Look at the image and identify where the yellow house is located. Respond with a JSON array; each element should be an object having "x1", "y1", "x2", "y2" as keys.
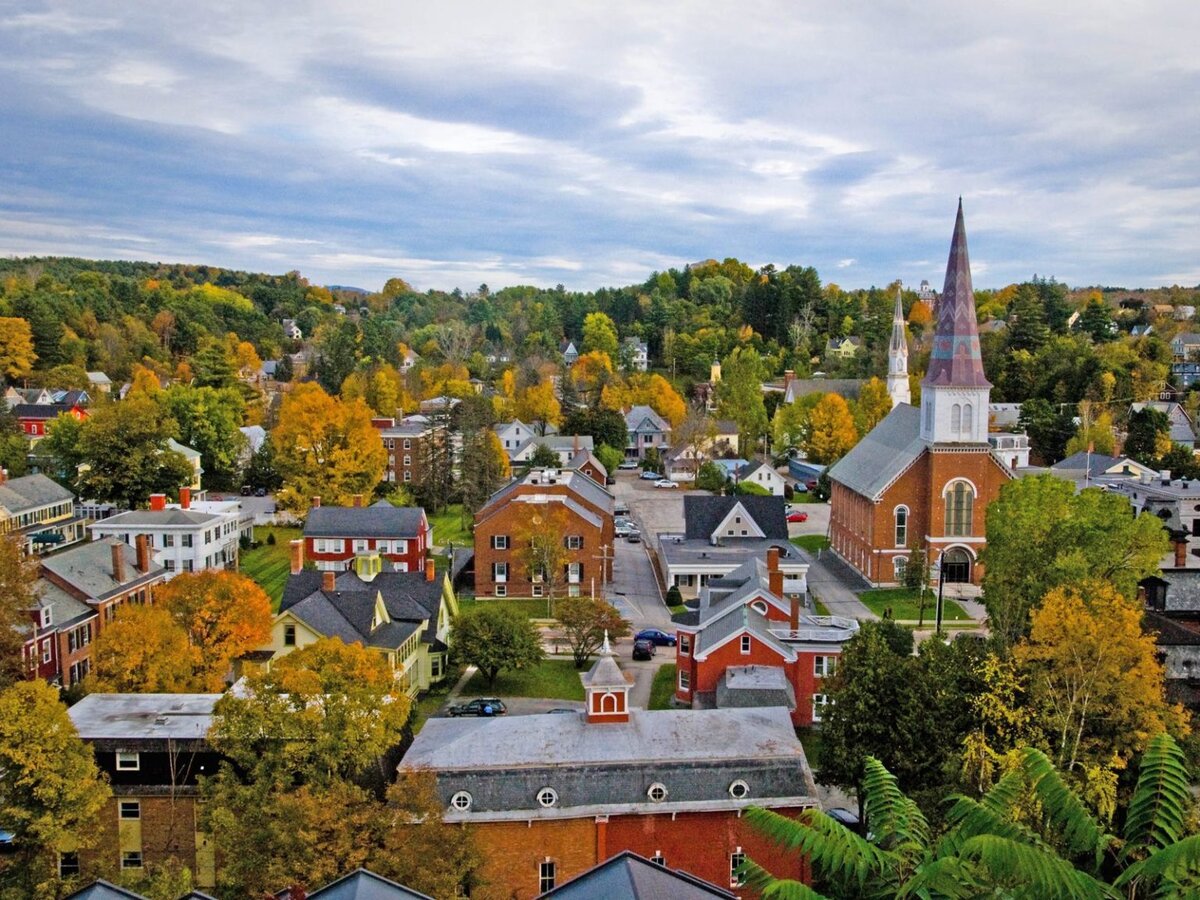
[
  {"x1": 824, "y1": 336, "x2": 863, "y2": 359},
  {"x1": 265, "y1": 561, "x2": 458, "y2": 697}
]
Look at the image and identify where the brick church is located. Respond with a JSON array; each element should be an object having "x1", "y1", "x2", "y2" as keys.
[{"x1": 828, "y1": 201, "x2": 1013, "y2": 586}]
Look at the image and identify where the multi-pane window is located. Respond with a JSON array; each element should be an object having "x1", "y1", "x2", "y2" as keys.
[
  {"x1": 122, "y1": 851, "x2": 142, "y2": 869},
  {"x1": 678, "y1": 668, "x2": 690, "y2": 691},
  {"x1": 59, "y1": 852, "x2": 80, "y2": 877},
  {"x1": 539, "y1": 861, "x2": 556, "y2": 893},
  {"x1": 284, "y1": 624, "x2": 296, "y2": 647},
  {"x1": 894, "y1": 506, "x2": 908, "y2": 547},
  {"x1": 565, "y1": 535, "x2": 583, "y2": 550},
  {"x1": 740, "y1": 635, "x2": 751, "y2": 654},
  {"x1": 120, "y1": 800, "x2": 140, "y2": 819},
  {"x1": 492, "y1": 535, "x2": 508, "y2": 550},
  {"x1": 679, "y1": 634, "x2": 691, "y2": 655},
  {"x1": 814, "y1": 656, "x2": 837, "y2": 678},
  {"x1": 812, "y1": 694, "x2": 831, "y2": 722},
  {"x1": 945, "y1": 481, "x2": 974, "y2": 536},
  {"x1": 651, "y1": 853, "x2": 665, "y2": 866},
  {"x1": 493, "y1": 562, "x2": 508, "y2": 582},
  {"x1": 116, "y1": 751, "x2": 140, "y2": 771},
  {"x1": 730, "y1": 850, "x2": 746, "y2": 887}
]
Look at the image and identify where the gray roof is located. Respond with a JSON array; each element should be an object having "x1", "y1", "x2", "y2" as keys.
[
  {"x1": 40, "y1": 538, "x2": 165, "y2": 599},
  {"x1": 37, "y1": 580, "x2": 95, "y2": 629},
  {"x1": 281, "y1": 569, "x2": 444, "y2": 647},
  {"x1": 658, "y1": 537, "x2": 800, "y2": 571},
  {"x1": 305, "y1": 869, "x2": 433, "y2": 900},
  {"x1": 304, "y1": 505, "x2": 427, "y2": 539},
  {"x1": 0, "y1": 473, "x2": 74, "y2": 514},
  {"x1": 1156, "y1": 569, "x2": 1200, "y2": 614},
  {"x1": 166, "y1": 437, "x2": 201, "y2": 461},
  {"x1": 784, "y1": 378, "x2": 864, "y2": 403},
  {"x1": 68, "y1": 693, "x2": 219, "y2": 741},
  {"x1": 1145, "y1": 610, "x2": 1200, "y2": 647},
  {"x1": 90, "y1": 508, "x2": 221, "y2": 529},
  {"x1": 542, "y1": 851, "x2": 735, "y2": 899},
  {"x1": 65, "y1": 882, "x2": 147, "y2": 900},
  {"x1": 683, "y1": 495, "x2": 787, "y2": 541},
  {"x1": 12, "y1": 402, "x2": 78, "y2": 419},
  {"x1": 625, "y1": 405, "x2": 669, "y2": 433},
  {"x1": 479, "y1": 468, "x2": 613, "y2": 522},
  {"x1": 581, "y1": 652, "x2": 628, "y2": 689},
  {"x1": 827, "y1": 403, "x2": 925, "y2": 500}
]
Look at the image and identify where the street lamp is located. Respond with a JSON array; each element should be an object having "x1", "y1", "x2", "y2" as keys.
[{"x1": 934, "y1": 553, "x2": 946, "y2": 638}]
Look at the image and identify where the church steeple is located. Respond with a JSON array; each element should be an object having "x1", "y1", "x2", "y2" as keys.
[
  {"x1": 887, "y1": 287, "x2": 910, "y2": 408},
  {"x1": 919, "y1": 200, "x2": 991, "y2": 444}
]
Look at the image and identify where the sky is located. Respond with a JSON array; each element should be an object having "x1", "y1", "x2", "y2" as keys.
[{"x1": 0, "y1": 2, "x2": 1197, "y2": 294}]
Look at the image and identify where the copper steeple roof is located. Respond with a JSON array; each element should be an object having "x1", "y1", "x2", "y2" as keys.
[{"x1": 922, "y1": 199, "x2": 991, "y2": 389}]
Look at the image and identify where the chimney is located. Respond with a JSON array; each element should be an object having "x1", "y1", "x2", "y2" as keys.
[
  {"x1": 353, "y1": 494, "x2": 363, "y2": 508},
  {"x1": 311, "y1": 496, "x2": 321, "y2": 509},
  {"x1": 149, "y1": 494, "x2": 167, "y2": 511},
  {"x1": 0, "y1": 467, "x2": 6, "y2": 484},
  {"x1": 789, "y1": 595, "x2": 800, "y2": 630},
  {"x1": 290, "y1": 539, "x2": 304, "y2": 575},
  {"x1": 1175, "y1": 536, "x2": 1188, "y2": 568},
  {"x1": 425, "y1": 558, "x2": 436, "y2": 582},
  {"x1": 1161, "y1": 470, "x2": 1172, "y2": 486},
  {"x1": 573, "y1": 434, "x2": 580, "y2": 453},
  {"x1": 179, "y1": 487, "x2": 191, "y2": 510},
  {"x1": 111, "y1": 542, "x2": 125, "y2": 583},
  {"x1": 769, "y1": 567, "x2": 784, "y2": 598},
  {"x1": 784, "y1": 369, "x2": 795, "y2": 389},
  {"x1": 322, "y1": 570, "x2": 336, "y2": 592},
  {"x1": 135, "y1": 534, "x2": 151, "y2": 573}
]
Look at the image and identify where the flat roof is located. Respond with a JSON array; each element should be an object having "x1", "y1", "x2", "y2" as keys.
[{"x1": 68, "y1": 693, "x2": 220, "y2": 741}]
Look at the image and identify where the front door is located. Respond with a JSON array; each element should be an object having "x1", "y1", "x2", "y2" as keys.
[{"x1": 942, "y1": 547, "x2": 971, "y2": 583}]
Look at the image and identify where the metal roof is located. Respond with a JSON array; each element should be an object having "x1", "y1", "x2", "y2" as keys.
[
  {"x1": 541, "y1": 851, "x2": 735, "y2": 899},
  {"x1": 68, "y1": 693, "x2": 220, "y2": 741},
  {"x1": 826, "y1": 403, "x2": 925, "y2": 500}
]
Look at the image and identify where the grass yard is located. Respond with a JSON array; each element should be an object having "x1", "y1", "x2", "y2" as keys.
[
  {"x1": 649, "y1": 664, "x2": 677, "y2": 710},
  {"x1": 427, "y1": 504, "x2": 472, "y2": 550},
  {"x1": 788, "y1": 491, "x2": 825, "y2": 504},
  {"x1": 812, "y1": 597, "x2": 832, "y2": 616},
  {"x1": 796, "y1": 727, "x2": 824, "y2": 772},
  {"x1": 791, "y1": 534, "x2": 831, "y2": 553},
  {"x1": 240, "y1": 526, "x2": 302, "y2": 611},
  {"x1": 462, "y1": 658, "x2": 585, "y2": 701},
  {"x1": 859, "y1": 588, "x2": 970, "y2": 622},
  {"x1": 457, "y1": 597, "x2": 558, "y2": 620}
]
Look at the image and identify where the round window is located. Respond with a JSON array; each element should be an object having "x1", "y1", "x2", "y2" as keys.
[
  {"x1": 537, "y1": 787, "x2": 558, "y2": 808},
  {"x1": 450, "y1": 791, "x2": 472, "y2": 811},
  {"x1": 729, "y1": 780, "x2": 750, "y2": 799},
  {"x1": 647, "y1": 783, "x2": 668, "y2": 802}
]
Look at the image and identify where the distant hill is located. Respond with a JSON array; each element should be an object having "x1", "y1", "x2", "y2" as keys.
[{"x1": 326, "y1": 284, "x2": 370, "y2": 296}]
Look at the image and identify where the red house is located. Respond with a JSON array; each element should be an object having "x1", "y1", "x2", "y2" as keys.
[
  {"x1": 13, "y1": 403, "x2": 88, "y2": 440},
  {"x1": 674, "y1": 548, "x2": 859, "y2": 726},
  {"x1": 303, "y1": 497, "x2": 431, "y2": 574}
]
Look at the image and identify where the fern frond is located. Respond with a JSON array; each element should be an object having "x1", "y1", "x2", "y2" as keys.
[
  {"x1": 744, "y1": 805, "x2": 892, "y2": 892},
  {"x1": 1019, "y1": 747, "x2": 1114, "y2": 863},
  {"x1": 861, "y1": 756, "x2": 930, "y2": 853},
  {"x1": 958, "y1": 834, "x2": 1120, "y2": 900},
  {"x1": 1122, "y1": 732, "x2": 1192, "y2": 859},
  {"x1": 895, "y1": 855, "x2": 985, "y2": 899},
  {"x1": 939, "y1": 789, "x2": 1046, "y2": 858},
  {"x1": 1114, "y1": 834, "x2": 1200, "y2": 891},
  {"x1": 739, "y1": 857, "x2": 830, "y2": 900}
]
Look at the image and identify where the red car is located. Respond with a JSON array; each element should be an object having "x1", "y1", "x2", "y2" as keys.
[{"x1": 786, "y1": 510, "x2": 809, "y2": 523}]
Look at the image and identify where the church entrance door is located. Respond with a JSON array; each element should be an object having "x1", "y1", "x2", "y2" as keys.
[{"x1": 942, "y1": 547, "x2": 971, "y2": 583}]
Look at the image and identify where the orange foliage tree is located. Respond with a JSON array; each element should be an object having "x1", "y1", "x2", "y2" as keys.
[
  {"x1": 600, "y1": 373, "x2": 688, "y2": 429},
  {"x1": 90, "y1": 604, "x2": 198, "y2": 692},
  {"x1": 802, "y1": 393, "x2": 859, "y2": 464}
]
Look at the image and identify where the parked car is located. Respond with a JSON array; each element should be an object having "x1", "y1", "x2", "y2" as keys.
[
  {"x1": 255, "y1": 487, "x2": 267, "y2": 497},
  {"x1": 626, "y1": 529, "x2": 642, "y2": 543},
  {"x1": 618, "y1": 460, "x2": 639, "y2": 470},
  {"x1": 0, "y1": 829, "x2": 13, "y2": 852},
  {"x1": 632, "y1": 639, "x2": 656, "y2": 661},
  {"x1": 654, "y1": 479, "x2": 678, "y2": 489},
  {"x1": 615, "y1": 518, "x2": 633, "y2": 537},
  {"x1": 825, "y1": 808, "x2": 860, "y2": 829},
  {"x1": 614, "y1": 502, "x2": 631, "y2": 517},
  {"x1": 240, "y1": 485, "x2": 252, "y2": 496},
  {"x1": 635, "y1": 628, "x2": 676, "y2": 647},
  {"x1": 805, "y1": 478, "x2": 819, "y2": 492},
  {"x1": 787, "y1": 510, "x2": 809, "y2": 522},
  {"x1": 640, "y1": 470, "x2": 661, "y2": 480},
  {"x1": 793, "y1": 481, "x2": 809, "y2": 493},
  {"x1": 448, "y1": 697, "x2": 507, "y2": 717}
]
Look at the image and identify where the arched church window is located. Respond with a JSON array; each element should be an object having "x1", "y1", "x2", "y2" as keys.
[
  {"x1": 944, "y1": 481, "x2": 974, "y2": 537},
  {"x1": 894, "y1": 506, "x2": 908, "y2": 547}
]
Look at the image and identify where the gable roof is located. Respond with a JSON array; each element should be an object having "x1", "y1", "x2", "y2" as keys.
[
  {"x1": 40, "y1": 538, "x2": 165, "y2": 599},
  {"x1": 540, "y1": 851, "x2": 735, "y2": 899},
  {"x1": 0, "y1": 473, "x2": 74, "y2": 514},
  {"x1": 65, "y1": 882, "x2": 147, "y2": 900},
  {"x1": 305, "y1": 869, "x2": 433, "y2": 900},
  {"x1": 783, "y1": 379, "x2": 864, "y2": 403},
  {"x1": 827, "y1": 404, "x2": 925, "y2": 501},
  {"x1": 280, "y1": 569, "x2": 445, "y2": 647},
  {"x1": 683, "y1": 495, "x2": 787, "y2": 541},
  {"x1": 625, "y1": 405, "x2": 669, "y2": 433},
  {"x1": 304, "y1": 505, "x2": 427, "y2": 539},
  {"x1": 12, "y1": 402, "x2": 80, "y2": 420}
]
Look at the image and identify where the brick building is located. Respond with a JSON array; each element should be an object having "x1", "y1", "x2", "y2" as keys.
[
  {"x1": 828, "y1": 202, "x2": 1013, "y2": 586},
  {"x1": 376, "y1": 418, "x2": 438, "y2": 486},
  {"x1": 401, "y1": 648, "x2": 816, "y2": 898},
  {"x1": 67, "y1": 693, "x2": 223, "y2": 889},
  {"x1": 303, "y1": 497, "x2": 431, "y2": 575},
  {"x1": 672, "y1": 548, "x2": 858, "y2": 726},
  {"x1": 474, "y1": 468, "x2": 614, "y2": 598}
]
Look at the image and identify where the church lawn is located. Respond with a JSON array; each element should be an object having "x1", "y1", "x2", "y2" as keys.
[
  {"x1": 858, "y1": 588, "x2": 970, "y2": 622},
  {"x1": 790, "y1": 535, "x2": 831, "y2": 553},
  {"x1": 241, "y1": 526, "x2": 302, "y2": 611},
  {"x1": 457, "y1": 597, "x2": 559, "y2": 620},
  {"x1": 462, "y1": 658, "x2": 586, "y2": 701},
  {"x1": 649, "y1": 664, "x2": 677, "y2": 710},
  {"x1": 427, "y1": 504, "x2": 471, "y2": 550}
]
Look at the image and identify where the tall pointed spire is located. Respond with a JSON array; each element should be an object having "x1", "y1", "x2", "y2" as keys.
[
  {"x1": 922, "y1": 198, "x2": 991, "y2": 389},
  {"x1": 887, "y1": 287, "x2": 911, "y2": 408}
]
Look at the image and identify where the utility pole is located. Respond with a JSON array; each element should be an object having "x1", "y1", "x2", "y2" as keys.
[{"x1": 592, "y1": 543, "x2": 615, "y2": 596}]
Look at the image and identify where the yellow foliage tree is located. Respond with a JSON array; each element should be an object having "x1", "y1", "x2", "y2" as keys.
[
  {"x1": 418, "y1": 362, "x2": 470, "y2": 400},
  {"x1": 802, "y1": 393, "x2": 859, "y2": 464},
  {"x1": 271, "y1": 382, "x2": 387, "y2": 512},
  {"x1": 1015, "y1": 580, "x2": 1188, "y2": 775},
  {"x1": 600, "y1": 373, "x2": 688, "y2": 429},
  {"x1": 570, "y1": 351, "x2": 614, "y2": 398},
  {"x1": 234, "y1": 340, "x2": 262, "y2": 374},
  {"x1": 0, "y1": 317, "x2": 37, "y2": 381},
  {"x1": 513, "y1": 381, "x2": 561, "y2": 433},
  {"x1": 854, "y1": 377, "x2": 893, "y2": 436},
  {"x1": 90, "y1": 604, "x2": 198, "y2": 692},
  {"x1": 127, "y1": 363, "x2": 163, "y2": 397},
  {"x1": 907, "y1": 300, "x2": 933, "y2": 329}
]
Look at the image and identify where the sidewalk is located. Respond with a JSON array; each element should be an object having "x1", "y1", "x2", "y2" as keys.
[{"x1": 805, "y1": 550, "x2": 877, "y2": 621}]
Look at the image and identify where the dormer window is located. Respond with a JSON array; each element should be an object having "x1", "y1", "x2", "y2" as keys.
[{"x1": 40, "y1": 607, "x2": 51, "y2": 628}]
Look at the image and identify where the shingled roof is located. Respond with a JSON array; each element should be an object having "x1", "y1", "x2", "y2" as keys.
[
  {"x1": 682, "y1": 495, "x2": 787, "y2": 541},
  {"x1": 826, "y1": 404, "x2": 925, "y2": 501},
  {"x1": 0, "y1": 473, "x2": 74, "y2": 514},
  {"x1": 304, "y1": 503, "x2": 427, "y2": 539},
  {"x1": 541, "y1": 851, "x2": 735, "y2": 899},
  {"x1": 922, "y1": 199, "x2": 991, "y2": 390},
  {"x1": 280, "y1": 569, "x2": 445, "y2": 647}
]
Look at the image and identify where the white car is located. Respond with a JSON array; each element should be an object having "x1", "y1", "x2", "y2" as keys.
[
  {"x1": 618, "y1": 460, "x2": 639, "y2": 470},
  {"x1": 654, "y1": 479, "x2": 678, "y2": 489}
]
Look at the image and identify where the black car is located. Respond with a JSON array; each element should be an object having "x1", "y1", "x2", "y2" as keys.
[
  {"x1": 632, "y1": 639, "x2": 656, "y2": 661},
  {"x1": 635, "y1": 628, "x2": 676, "y2": 647},
  {"x1": 447, "y1": 697, "x2": 507, "y2": 717},
  {"x1": 255, "y1": 487, "x2": 267, "y2": 497}
]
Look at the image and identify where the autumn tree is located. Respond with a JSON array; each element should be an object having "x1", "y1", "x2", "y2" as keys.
[
  {"x1": 451, "y1": 606, "x2": 544, "y2": 689},
  {"x1": 601, "y1": 373, "x2": 688, "y2": 430},
  {"x1": 518, "y1": 505, "x2": 573, "y2": 610},
  {"x1": 803, "y1": 393, "x2": 859, "y2": 464},
  {"x1": 90, "y1": 604, "x2": 198, "y2": 693},
  {"x1": 0, "y1": 534, "x2": 38, "y2": 690},
  {"x1": 513, "y1": 381, "x2": 561, "y2": 434},
  {"x1": 1064, "y1": 404, "x2": 1117, "y2": 458},
  {"x1": 715, "y1": 347, "x2": 769, "y2": 451},
  {"x1": 580, "y1": 311, "x2": 619, "y2": 358},
  {"x1": 0, "y1": 317, "x2": 37, "y2": 381},
  {"x1": 855, "y1": 377, "x2": 893, "y2": 435},
  {"x1": 0, "y1": 681, "x2": 110, "y2": 897},
  {"x1": 158, "y1": 571, "x2": 273, "y2": 690},
  {"x1": 557, "y1": 596, "x2": 631, "y2": 668},
  {"x1": 981, "y1": 475, "x2": 1168, "y2": 646},
  {"x1": 570, "y1": 350, "x2": 615, "y2": 401},
  {"x1": 271, "y1": 382, "x2": 386, "y2": 512},
  {"x1": 771, "y1": 393, "x2": 821, "y2": 451}
]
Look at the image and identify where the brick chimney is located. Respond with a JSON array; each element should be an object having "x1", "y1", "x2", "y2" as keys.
[
  {"x1": 290, "y1": 539, "x2": 304, "y2": 575},
  {"x1": 111, "y1": 542, "x2": 125, "y2": 583},
  {"x1": 0, "y1": 467, "x2": 7, "y2": 484},
  {"x1": 1175, "y1": 535, "x2": 1188, "y2": 568},
  {"x1": 149, "y1": 494, "x2": 167, "y2": 511},
  {"x1": 784, "y1": 369, "x2": 795, "y2": 390},
  {"x1": 311, "y1": 496, "x2": 321, "y2": 509},
  {"x1": 352, "y1": 494, "x2": 363, "y2": 508},
  {"x1": 425, "y1": 558, "x2": 436, "y2": 582},
  {"x1": 179, "y1": 487, "x2": 191, "y2": 510},
  {"x1": 135, "y1": 534, "x2": 151, "y2": 573},
  {"x1": 322, "y1": 570, "x2": 336, "y2": 592},
  {"x1": 789, "y1": 595, "x2": 800, "y2": 630},
  {"x1": 767, "y1": 547, "x2": 783, "y2": 597}
]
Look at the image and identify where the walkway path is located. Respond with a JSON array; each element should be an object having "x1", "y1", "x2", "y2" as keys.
[{"x1": 805, "y1": 550, "x2": 878, "y2": 621}]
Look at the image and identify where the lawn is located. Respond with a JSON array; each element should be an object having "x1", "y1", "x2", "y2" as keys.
[
  {"x1": 240, "y1": 526, "x2": 302, "y2": 611},
  {"x1": 791, "y1": 534, "x2": 831, "y2": 553},
  {"x1": 788, "y1": 491, "x2": 825, "y2": 504},
  {"x1": 427, "y1": 504, "x2": 472, "y2": 550},
  {"x1": 858, "y1": 588, "x2": 970, "y2": 622},
  {"x1": 796, "y1": 727, "x2": 824, "y2": 772},
  {"x1": 462, "y1": 658, "x2": 585, "y2": 701},
  {"x1": 649, "y1": 664, "x2": 677, "y2": 710},
  {"x1": 812, "y1": 597, "x2": 831, "y2": 616},
  {"x1": 457, "y1": 597, "x2": 559, "y2": 620}
]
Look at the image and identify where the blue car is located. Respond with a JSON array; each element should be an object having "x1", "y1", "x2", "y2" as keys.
[
  {"x1": 635, "y1": 628, "x2": 676, "y2": 647},
  {"x1": 639, "y1": 470, "x2": 661, "y2": 480}
]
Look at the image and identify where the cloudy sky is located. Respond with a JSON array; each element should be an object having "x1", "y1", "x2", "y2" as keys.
[{"x1": 1, "y1": 1, "x2": 1197, "y2": 293}]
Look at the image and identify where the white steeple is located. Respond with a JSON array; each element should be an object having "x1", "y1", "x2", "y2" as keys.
[{"x1": 887, "y1": 288, "x2": 911, "y2": 408}]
